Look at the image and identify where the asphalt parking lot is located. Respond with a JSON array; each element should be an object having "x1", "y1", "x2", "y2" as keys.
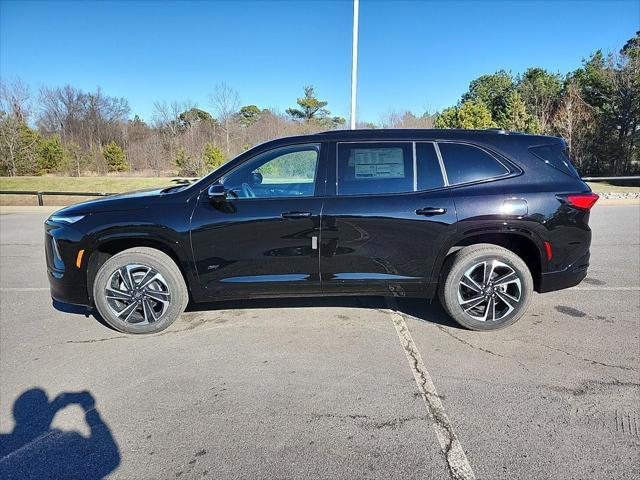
[{"x1": 1, "y1": 205, "x2": 639, "y2": 479}]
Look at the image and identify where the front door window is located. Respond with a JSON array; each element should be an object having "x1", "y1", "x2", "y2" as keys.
[{"x1": 222, "y1": 144, "x2": 320, "y2": 199}]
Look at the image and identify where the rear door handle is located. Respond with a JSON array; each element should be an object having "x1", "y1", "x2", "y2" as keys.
[
  {"x1": 281, "y1": 211, "x2": 312, "y2": 219},
  {"x1": 415, "y1": 207, "x2": 447, "y2": 216}
]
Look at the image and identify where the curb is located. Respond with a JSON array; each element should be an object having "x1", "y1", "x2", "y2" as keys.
[
  {"x1": 596, "y1": 198, "x2": 640, "y2": 206},
  {"x1": 0, "y1": 206, "x2": 60, "y2": 213}
]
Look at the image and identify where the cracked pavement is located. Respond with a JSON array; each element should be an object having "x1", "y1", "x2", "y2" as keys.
[{"x1": 1, "y1": 205, "x2": 639, "y2": 479}]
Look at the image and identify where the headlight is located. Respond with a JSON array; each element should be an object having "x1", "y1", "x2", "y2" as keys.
[{"x1": 49, "y1": 214, "x2": 86, "y2": 224}]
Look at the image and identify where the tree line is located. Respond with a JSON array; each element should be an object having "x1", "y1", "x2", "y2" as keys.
[
  {"x1": 1, "y1": 32, "x2": 637, "y2": 177},
  {"x1": 0, "y1": 82, "x2": 345, "y2": 177},
  {"x1": 435, "y1": 32, "x2": 639, "y2": 176}
]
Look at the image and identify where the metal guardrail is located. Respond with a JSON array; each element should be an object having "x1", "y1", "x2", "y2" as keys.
[
  {"x1": 0, "y1": 190, "x2": 115, "y2": 206},
  {"x1": 581, "y1": 176, "x2": 640, "y2": 181},
  {"x1": 1, "y1": 175, "x2": 639, "y2": 206}
]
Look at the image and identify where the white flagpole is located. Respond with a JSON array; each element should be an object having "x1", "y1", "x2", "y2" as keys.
[{"x1": 350, "y1": 0, "x2": 359, "y2": 130}]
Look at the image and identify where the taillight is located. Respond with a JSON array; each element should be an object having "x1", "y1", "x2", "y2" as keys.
[{"x1": 564, "y1": 193, "x2": 599, "y2": 210}]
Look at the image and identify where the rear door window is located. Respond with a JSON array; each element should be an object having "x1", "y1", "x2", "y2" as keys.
[
  {"x1": 337, "y1": 142, "x2": 413, "y2": 195},
  {"x1": 438, "y1": 143, "x2": 508, "y2": 185}
]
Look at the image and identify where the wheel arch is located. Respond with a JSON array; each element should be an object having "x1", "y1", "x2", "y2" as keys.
[
  {"x1": 433, "y1": 228, "x2": 545, "y2": 292},
  {"x1": 86, "y1": 233, "x2": 194, "y2": 304}
]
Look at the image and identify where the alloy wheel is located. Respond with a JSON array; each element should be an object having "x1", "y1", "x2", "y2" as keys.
[
  {"x1": 457, "y1": 259, "x2": 522, "y2": 322},
  {"x1": 104, "y1": 264, "x2": 171, "y2": 325}
]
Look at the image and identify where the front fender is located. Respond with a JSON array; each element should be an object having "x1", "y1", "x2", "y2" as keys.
[{"x1": 82, "y1": 210, "x2": 201, "y2": 304}]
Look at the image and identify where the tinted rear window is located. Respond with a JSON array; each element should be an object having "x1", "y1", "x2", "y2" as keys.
[
  {"x1": 438, "y1": 143, "x2": 508, "y2": 185},
  {"x1": 529, "y1": 144, "x2": 580, "y2": 177},
  {"x1": 416, "y1": 142, "x2": 445, "y2": 190}
]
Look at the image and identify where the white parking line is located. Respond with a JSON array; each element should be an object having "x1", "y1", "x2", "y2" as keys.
[
  {"x1": 570, "y1": 287, "x2": 640, "y2": 291},
  {"x1": 386, "y1": 298, "x2": 476, "y2": 480},
  {"x1": 0, "y1": 287, "x2": 50, "y2": 291}
]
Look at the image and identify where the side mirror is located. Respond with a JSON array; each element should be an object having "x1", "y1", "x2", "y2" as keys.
[{"x1": 207, "y1": 182, "x2": 226, "y2": 201}]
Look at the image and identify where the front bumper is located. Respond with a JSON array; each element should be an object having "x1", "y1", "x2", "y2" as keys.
[
  {"x1": 45, "y1": 222, "x2": 91, "y2": 307},
  {"x1": 48, "y1": 270, "x2": 90, "y2": 306},
  {"x1": 538, "y1": 250, "x2": 589, "y2": 293}
]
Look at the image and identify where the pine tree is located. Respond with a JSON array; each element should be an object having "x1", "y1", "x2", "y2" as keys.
[
  {"x1": 37, "y1": 134, "x2": 63, "y2": 173},
  {"x1": 435, "y1": 106, "x2": 460, "y2": 128},
  {"x1": 435, "y1": 101, "x2": 496, "y2": 129},
  {"x1": 202, "y1": 143, "x2": 225, "y2": 171},
  {"x1": 286, "y1": 86, "x2": 345, "y2": 128},
  {"x1": 504, "y1": 91, "x2": 532, "y2": 132},
  {"x1": 174, "y1": 147, "x2": 189, "y2": 174},
  {"x1": 103, "y1": 141, "x2": 128, "y2": 172},
  {"x1": 458, "y1": 100, "x2": 496, "y2": 129}
]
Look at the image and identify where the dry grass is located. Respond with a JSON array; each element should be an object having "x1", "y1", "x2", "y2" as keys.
[
  {"x1": 0, "y1": 176, "x2": 637, "y2": 206},
  {"x1": 0, "y1": 176, "x2": 194, "y2": 206},
  {"x1": 586, "y1": 181, "x2": 640, "y2": 193},
  {"x1": 0, "y1": 176, "x2": 192, "y2": 193}
]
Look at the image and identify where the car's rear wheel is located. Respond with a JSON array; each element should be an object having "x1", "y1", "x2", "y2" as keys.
[
  {"x1": 93, "y1": 247, "x2": 188, "y2": 334},
  {"x1": 438, "y1": 244, "x2": 533, "y2": 331}
]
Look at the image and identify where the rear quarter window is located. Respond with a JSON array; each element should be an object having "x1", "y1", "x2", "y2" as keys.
[
  {"x1": 529, "y1": 144, "x2": 580, "y2": 178},
  {"x1": 438, "y1": 143, "x2": 509, "y2": 185}
]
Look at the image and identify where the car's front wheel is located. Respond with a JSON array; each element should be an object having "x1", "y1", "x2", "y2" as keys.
[
  {"x1": 92, "y1": 247, "x2": 188, "y2": 334},
  {"x1": 438, "y1": 244, "x2": 533, "y2": 331}
]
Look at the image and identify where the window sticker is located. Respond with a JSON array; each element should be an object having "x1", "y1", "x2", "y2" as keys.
[{"x1": 349, "y1": 148, "x2": 405, "y2": 179}]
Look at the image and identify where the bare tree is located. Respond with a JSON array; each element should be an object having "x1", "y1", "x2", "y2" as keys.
[
  {"x1": 379, "y1": 109, "x2": 435, "y2": 129},
  {"x1": 209, "y1": 82, "x2": 240, "y2": 154},
  {"x1": 150, "y1": 100, "x2": 187, "y2": 174},
  {"x1": 0, "y1": 79, "x2": 32, "y2": 122},
  {"x1": 553, "y1": 82, "x2": 594, "y2": 172},
  {"x1": 606, "y1": 51, "x2": 639, "y2": 174},
  {"x1": 0, "y1": 80, "x2": 38, "y2": 176},
  {"x1": 37, "y1": 85, "x2": 129, "y2": 149}
]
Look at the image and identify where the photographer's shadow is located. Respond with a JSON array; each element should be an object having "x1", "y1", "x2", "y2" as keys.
[{"x1": 0, "y1": 388, "x2": 120, "y2": 479}]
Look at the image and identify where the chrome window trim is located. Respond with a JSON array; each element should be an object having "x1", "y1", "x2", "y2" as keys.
[
  {"x1": 430, "y1": 141, "x2": 450, "y2": 187},
  {"x1": 412, "y1": 142, "x2": 418, "y2": 191}
]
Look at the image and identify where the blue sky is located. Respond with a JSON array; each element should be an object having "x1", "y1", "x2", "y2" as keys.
[{"x1": 1, "y1": 0, "x2": 638, "y2": 123}]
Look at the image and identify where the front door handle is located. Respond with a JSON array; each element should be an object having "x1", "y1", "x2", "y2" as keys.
[
  {"x1": 415, "y1": 207, "x2": 447, "y2": 216},
  {"x1": 281, "y1": 211, "x2": 312, "y2": 219}
]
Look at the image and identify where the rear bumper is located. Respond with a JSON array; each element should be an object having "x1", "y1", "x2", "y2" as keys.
[{"x1": 538, "y1": 251, "x2": 589, "y2": 293}]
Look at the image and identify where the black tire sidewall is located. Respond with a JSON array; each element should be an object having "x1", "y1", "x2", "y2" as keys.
[
  {"x1": 440, "y1": 246, "x2": 533, "y2": 331},
  {"x1": 93, "y1": 248, "x2": 188, "y2": 334}
]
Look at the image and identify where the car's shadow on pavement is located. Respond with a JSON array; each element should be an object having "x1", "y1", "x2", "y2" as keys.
[
  {"x1": 52, "y1": 300, "x2": 114, "y2": 331},
  {"x1": 54, "y1": 296, "x2": 463, "y2": 331},
  {"x1": 187, "y1": 295, "x2": 463, "y2": 329}
]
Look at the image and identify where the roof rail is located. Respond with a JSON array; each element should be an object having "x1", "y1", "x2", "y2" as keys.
[{"x1": 485, "y1": 128, "x2": 508, "y2": 134}]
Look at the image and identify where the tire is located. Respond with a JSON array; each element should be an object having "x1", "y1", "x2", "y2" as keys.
[
  {"x1": 438, "y1": 243, "x2": 533, "y2": 331},
  {"x1": 92, "y1": 247, "x2": 188, "y2": 334}
]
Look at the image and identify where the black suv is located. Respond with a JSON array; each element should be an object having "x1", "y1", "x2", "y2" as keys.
[{"x1": 45, "y1": 129, "x2": 598, "y2": 334}]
